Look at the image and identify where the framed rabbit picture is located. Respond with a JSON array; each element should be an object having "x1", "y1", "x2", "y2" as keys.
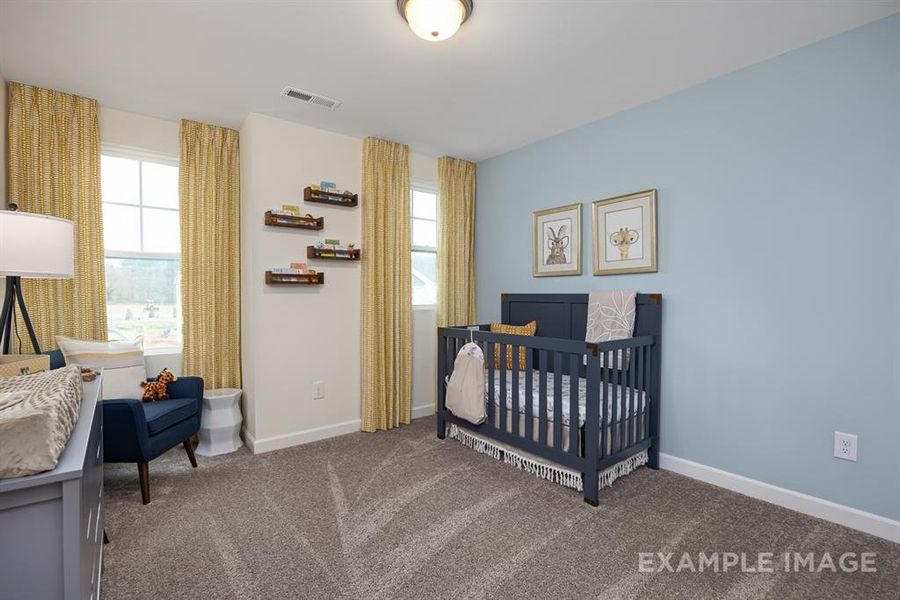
[
  {"x1": 592, "y1": 189, "x2": 657, "y2": 275},
  {"x1": 533, "y1": 203, "x2": 582, "y2": 277}
]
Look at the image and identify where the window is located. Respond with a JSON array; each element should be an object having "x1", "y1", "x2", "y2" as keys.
[
  {"x1": 101, "y1": 150, "x2": 181, "y2": 350},
  {"x1": 411, "y1": 187, "x2": 438, "y2": 306}
]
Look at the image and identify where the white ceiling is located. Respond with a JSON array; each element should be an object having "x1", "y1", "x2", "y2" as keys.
[{"x1": 1, "y1": 1, "x2": 898, "y2": 161}]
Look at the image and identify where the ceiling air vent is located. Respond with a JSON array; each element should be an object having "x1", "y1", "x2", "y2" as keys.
[{"x1": 280, "y1": 86, "x2": 342, "y2": 111}]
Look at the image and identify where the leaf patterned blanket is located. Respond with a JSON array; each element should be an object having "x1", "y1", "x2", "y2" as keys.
[
  {"x1": 0, "y1": 366, "x2": 83, "y2": 478},
  {"x1": 586, "y1": 290, "x2": 637, "y2": 368}
]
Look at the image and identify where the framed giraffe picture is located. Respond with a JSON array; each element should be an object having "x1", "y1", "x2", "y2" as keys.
[
  {"x1": 592, "y1": 189, "x2": 657, "y2": 276},
  {"x1": 532, "y1": 203, "x2": 582, "y2": 277}
]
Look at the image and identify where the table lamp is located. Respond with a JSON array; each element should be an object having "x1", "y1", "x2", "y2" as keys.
[{"x1": 0, "y1": 208, "x2": 75, "y2": 354}]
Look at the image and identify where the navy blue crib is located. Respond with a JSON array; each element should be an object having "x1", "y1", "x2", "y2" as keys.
[{"x1": 437, "y1": 293, "x2": 662, "y2": 505}]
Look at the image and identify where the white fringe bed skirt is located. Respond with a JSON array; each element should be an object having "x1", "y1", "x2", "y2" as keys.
[{"x1": 447, "y1": 423, "x2": 648, "y2": 492}]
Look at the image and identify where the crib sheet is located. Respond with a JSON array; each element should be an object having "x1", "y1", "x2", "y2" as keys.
[{"x1": 487, "y1": 369, "x2": 647, "y2": 427}]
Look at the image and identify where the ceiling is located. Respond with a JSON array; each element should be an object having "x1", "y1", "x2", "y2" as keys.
[{"x1": 1, "y1": 1, "x2": 898, "y2": 161}]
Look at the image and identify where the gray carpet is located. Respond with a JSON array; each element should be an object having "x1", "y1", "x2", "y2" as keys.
[{"x1": 101, "y1": 417, "x2": 898, "y2": 599}]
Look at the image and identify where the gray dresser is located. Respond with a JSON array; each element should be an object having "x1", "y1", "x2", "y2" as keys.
[{"x1": 0, "y1": 378, "x2": 104, "y2": 600}]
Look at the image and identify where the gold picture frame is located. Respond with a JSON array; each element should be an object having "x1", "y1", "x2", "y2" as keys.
[
  {"x1": 533, "y1": 203, "x2": 582, "y2": 277},
  {"x1": 592, "y1": 189, "x2": 657, "y2": 276}
]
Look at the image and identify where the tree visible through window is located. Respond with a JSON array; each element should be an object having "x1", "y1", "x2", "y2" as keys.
[
  {"x1": 411, "y1": 187, "x2": 437, "y2": 306},
  {"x1": 101, "y1": 151, "x2": 181, "y2": 349}
]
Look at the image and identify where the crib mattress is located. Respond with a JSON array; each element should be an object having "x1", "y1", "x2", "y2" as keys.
[
  {"x1": 0, "y1": 366, "x2": 83, "y2": 479},
  {"x1": 486, "y1": 369, "x2": 648, "y2": 427}
]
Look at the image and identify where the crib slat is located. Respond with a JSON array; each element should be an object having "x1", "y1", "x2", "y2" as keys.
[
  {"x1": 611, "y1": 350, "x2": 619, "y2": 453},
  {"x1": 553, "y1": 352, "x2": 563, "y2": 450},
  {"x1": 487, "y1": 342, "x2": 495, "y2": 428},
  {"x1": 600, "y1": 351, "x2": 609, "y2": 458},
  {"x1": 619, "y1": 350, "x2": 631, "y2": 449},
  {"x1": 569, "y1": 353, "x2": 579, "y2": 454},
  {"x1": 538, "y1": 350, "x2": 548, "y2": 446},
  {"x1": 635, "y1": 344, "x2": 640, "y2": 441},
  {"x1": 512, "y1": 345, "x2": 520, "y2": 438},
  {"x1": 629, "y1": 345, "x2": 637, "y2": 446},
  {"x1": 447, "y1": 336, "x2": 454, "y2": 379},
  {"x1": 525, "y1": 349, "x2": 534, "y2": 442},
  {"x1": 619, "y1": 349, "x2": 627, "y2": 451},
  {"x1": 437, "y1": 334, "x2": 447, "y2": 435},
  {"x1": 644, "y1": 344, "x2": 652, "y2": 440},
  {"x1": 618, "y1": 350, "x2": 628, "y2": 450},
  {"x1": 622, "y1": 350, "x2": 629, "y2": 449},
  {"x1": 635, "y1": 344, "x2": 644, "y2": 443},
  {"x1": 622, "y1": 349, "x2": 629, "y2": 450},
  {"x1": 499, "y1": 343, "x2": 508, "y2": 433},
  {"x1": 620, "y1": 349, "x2": 627, "y2": 450},
  {"x1": 642, "y1": 344, "x2": 649, "y2": 441}
]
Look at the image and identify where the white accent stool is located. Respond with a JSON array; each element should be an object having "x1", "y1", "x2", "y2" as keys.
[{"x1": 196, "y1": 388, "x2": 243, "y2": 456}]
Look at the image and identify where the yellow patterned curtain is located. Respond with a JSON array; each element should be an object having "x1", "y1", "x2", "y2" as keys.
[
  {"x1": 361, "y1": 137, "x2": 411, "y2": 432},
  {"x1": 7, "y1": 82, "x2": 107, "y2": 352},
  {"x1": 179, "y1": 119, "x2": 241, "y2": 388},
  {"x1": 436, "y1": 156, "x2": 476, "y2": 327}
]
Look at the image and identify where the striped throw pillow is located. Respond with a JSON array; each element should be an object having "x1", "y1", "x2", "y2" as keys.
[
  {"x1": 55, "y1": 336, "x2": 146, "y2": 400},
  {"x1": 489, "y1": 321, "x2": 537, "y2": 371}
]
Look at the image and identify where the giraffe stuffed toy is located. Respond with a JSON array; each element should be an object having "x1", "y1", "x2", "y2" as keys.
[{"x1": 141, "y1": 368, "x2": 178, "y2": 402}]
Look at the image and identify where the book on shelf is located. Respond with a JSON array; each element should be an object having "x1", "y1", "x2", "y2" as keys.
[{"x1": 270, "y1": 267, "x2": 304, "y2": 275}]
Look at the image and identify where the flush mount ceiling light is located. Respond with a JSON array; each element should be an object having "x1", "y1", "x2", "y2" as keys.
[{"x1": 397, "y1": 0, "x2": 474, "y2": 42}]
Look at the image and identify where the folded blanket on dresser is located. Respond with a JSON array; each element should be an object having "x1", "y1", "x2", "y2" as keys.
[{"x1": 0, "y1": 365, "x2": 83, "y2": 479}]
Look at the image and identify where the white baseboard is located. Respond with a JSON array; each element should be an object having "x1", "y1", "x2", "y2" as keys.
[
  {"x1": 242, "y1": 419, "x2": 361, "y2": 454},
  {"x1": 411, "y1": 403, "x2": 435, "y2": 419},
  {"x1": 242, "y1": 407, "x2": 435, "y2": 454},
  {"x1": 241, "y1": 428, "x2": 259, "y2": 453},
  {"x1": 659, "y1": 453, "x2": 900, "y2": 544}
]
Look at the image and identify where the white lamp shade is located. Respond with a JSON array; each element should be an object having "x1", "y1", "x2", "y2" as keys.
[{"x1": 0, "y1": 210, "x2": 75, "y2": 278}]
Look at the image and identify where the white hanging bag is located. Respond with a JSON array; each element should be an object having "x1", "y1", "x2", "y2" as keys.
[{"x1": 445, "y1": 341, "x2": 486, "y2": 425}]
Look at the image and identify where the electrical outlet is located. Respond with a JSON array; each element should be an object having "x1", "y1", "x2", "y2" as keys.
[
  {"x1": 313, "y1": 380, "x2": 325, "y2": 400},
  {"x1": 833, "y1": 432, "x2": 857, "y2": 462}
]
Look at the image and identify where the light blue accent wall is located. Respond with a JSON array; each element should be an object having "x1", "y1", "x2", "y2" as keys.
[{"x1": 475, "y1": 15, "x2": 900, "y2": 520}]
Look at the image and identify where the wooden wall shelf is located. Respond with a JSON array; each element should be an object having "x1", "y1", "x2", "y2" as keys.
[
  {"x1": 265, "y1": 271, "x2": 325, "y2": 285},
  {"x1": 304, "y1": 187, "x2": 358, "y2": 207},
  {"x1": 307, "y1": 246, "x2": 361, "y2": 261},
  {"x1": 264, "y1": 211, "x2": 324, "y2": 230}
]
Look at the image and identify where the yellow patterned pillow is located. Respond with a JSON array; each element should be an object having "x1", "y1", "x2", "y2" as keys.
[{"x1": 489, "y1": 321, "x2": 537, "y2": 371}]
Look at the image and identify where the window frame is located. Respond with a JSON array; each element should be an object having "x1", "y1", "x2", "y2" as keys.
[
  {"x1": 101, "y1": 144, "x2": 180, "y2": 260},
  {"x1": 411, "y1": 183, "x2": 438, "y2": 309},
  {"x1": 100, "y1": 144, "x2": 182, "y2": 350}
]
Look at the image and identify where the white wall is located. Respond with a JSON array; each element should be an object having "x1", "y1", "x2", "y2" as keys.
[
  {"x1": 99, "y1": 106, "x2": 179, "y2": 157},
  {"x1": 1, "y1": 70, "x2": 7, "y2": 207},
  {"x1": 240, "y1": 112, "x2": 437, "y2": 452},
  {"x1": 411, "y1": 307, "x2": 437, "y2": 416},
  {"x1": 410, "y1": 152, "x2": 437, "y2": 188},
  {"x1": 96, "y1": 107, "x2": 438, "y2": 448}
]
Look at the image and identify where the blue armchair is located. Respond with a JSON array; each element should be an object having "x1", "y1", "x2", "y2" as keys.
[{"x1": 48, "y1": 350, "x2": 204, "y2": 504}]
